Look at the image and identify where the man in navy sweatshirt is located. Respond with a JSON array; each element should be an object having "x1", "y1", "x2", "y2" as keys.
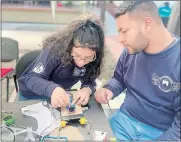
[{"x1": 95, "y1": 1, "x2": 180, "y2": 141}]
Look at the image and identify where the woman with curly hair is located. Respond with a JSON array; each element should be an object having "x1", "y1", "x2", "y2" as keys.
[{"x1": 18, "y1": 13, "x2": 105, "y2": 108}]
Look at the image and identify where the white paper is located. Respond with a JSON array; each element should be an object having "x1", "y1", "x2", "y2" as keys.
[
  {"x1": 94, "y1": 130, "x2": 107, "y2": 141},
  {"x1": 21, "y1": 101, "x2": 60, "y2": 136}
]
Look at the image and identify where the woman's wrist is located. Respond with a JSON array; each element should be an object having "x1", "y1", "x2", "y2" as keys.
[{"x1": 83, "y1": 87, "x2": 92, "y2": 95}]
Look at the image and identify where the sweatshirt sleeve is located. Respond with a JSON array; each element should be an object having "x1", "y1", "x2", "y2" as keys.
[
  {"x1": 20, "y1": 47, "x2": 60, "y2": 98},
  {"x1": 81, "y1": 78, "x2": 96, "y2": 95},
  {"x1": 103, "y1": 49, "x2": 127, "y2": 98}
]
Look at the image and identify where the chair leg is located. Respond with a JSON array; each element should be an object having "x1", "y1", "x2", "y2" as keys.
[
  {"x1": 7, "y1": 77, "x2": 9, "y2": 102},
  {"x1": 13, "y1": 75, "x2": 18, "y2": 92}
]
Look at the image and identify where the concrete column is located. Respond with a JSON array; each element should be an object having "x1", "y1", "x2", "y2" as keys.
[{"x1": 167, "y1": 1, "x2": 180, "y2": 36}]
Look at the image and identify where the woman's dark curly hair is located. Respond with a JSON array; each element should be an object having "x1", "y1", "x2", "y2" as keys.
[{"x1": 42, "y1": 13, "x2": 105, "y2": 82}]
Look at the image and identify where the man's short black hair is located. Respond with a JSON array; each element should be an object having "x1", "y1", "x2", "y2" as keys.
[
  {"x1": 115, "y1": 0, "x2": 159, "y2": 19},
  {"x1": 164, "y1": 2, "x2": 170, "y2": 7}
]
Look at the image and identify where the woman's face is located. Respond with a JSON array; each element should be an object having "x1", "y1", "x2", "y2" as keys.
[{"x1": 71, "y1": 44, "x2": 96, "y2": 67}]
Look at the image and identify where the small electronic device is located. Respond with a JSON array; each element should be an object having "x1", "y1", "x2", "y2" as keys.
[
  {"x1": 2, "y1": 114, "x2": 15, "y2": 126},
  {"x1": 66, "y1": 105, "x2": 75, "y2": 112},
  {"x1": 66, "y1": 94, "x2": 76, "y2": 112}
]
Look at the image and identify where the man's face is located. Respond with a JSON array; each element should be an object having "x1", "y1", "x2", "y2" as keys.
[{"x1": 116, "y1": 13, "x2": 149, "y2": 55}]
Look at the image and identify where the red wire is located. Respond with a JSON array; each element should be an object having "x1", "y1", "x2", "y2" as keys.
[
  {"x1": 39, "y1": 123, "x2": 53, "y2": 140},
  {"x1": 39, "y1": 117, "x2": 60, "y2": 140}
]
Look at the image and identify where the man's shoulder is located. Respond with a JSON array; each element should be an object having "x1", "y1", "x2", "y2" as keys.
[
  {"x1": 117, "y1": 49, "x2": 129, "y2": 62},
  {"x1": 174, "y1": 35, "x2": 180, "y2": 53},
  {"x1": 120, "y1": 48, "x2": 129, "y2": 57}
]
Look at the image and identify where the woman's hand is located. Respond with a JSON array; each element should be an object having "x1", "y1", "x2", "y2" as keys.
[
  {"x1": 51, "y1": 87, "x2": 70, "y2": 108},
  {"x1": 72, "y1": 87, "x2": 91, "y2": 105}
]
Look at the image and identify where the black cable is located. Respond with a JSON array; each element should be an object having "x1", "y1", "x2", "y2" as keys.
[
  {"x1": 65, "y1": 89, "x2": 77, "y2": 91},
  {"x1": 1, "y1": 126, "x2": 15, "y2": 141}
]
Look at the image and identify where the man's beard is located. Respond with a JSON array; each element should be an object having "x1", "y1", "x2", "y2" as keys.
[{"x1": 129, "y1": 31, "x2": 148, "y2": 55}]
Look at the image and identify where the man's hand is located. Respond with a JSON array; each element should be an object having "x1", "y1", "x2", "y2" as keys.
[
  {"x1": 72, "y1": 88, "x2": 91, "y2": 105},
  {"x1": 95, "y1": 88, "x2": 113, "y2": 104},
  {"x1": 51, "y1": 87, "x2": 70, "y2": 108}
]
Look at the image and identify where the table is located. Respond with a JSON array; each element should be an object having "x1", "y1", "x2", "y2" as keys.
[{"x1": 2, "y1": 95, "x2": 114, "y2": 141}]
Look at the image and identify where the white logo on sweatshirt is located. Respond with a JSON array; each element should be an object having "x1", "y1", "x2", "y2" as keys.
[
  {"x1": 151, "y1": 73, "x2": 180, "y2": 92},
  {"x1": 33, "y1": 62, "x2": 44, "y2": 74},
  {"x1": 73, "y1": 67, "x2": 86, "y2": 77}
]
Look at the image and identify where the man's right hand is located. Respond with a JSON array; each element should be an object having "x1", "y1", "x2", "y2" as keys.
[
  {"x1": 51, "y1": 87, "x2": 70, "y2": 108},
  {"x1": 95, "y1": 88, "x2": 113, "y2": 104}
]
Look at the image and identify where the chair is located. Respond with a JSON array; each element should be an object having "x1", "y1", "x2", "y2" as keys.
[
  {"x1": 16, "y1": 50, "x2": 41, "y2": 84},
  {"x1": 15, "y1": 50, "x2": 41, "y2": 101},
  {"x1": 1, "y1": 37, "x2": 19, "y2": 102}
]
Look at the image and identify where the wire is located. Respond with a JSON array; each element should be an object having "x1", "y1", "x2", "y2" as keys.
[
  {"x1": 10, "y1": 124, "x2": 27, "y2": 129},
  {"x1": 39, "y1": 123, "x2": 54, "y2": 141},
  {"x1": 83, "y1": 115, "x2": 107, "y2": 141},
  {"x1": 1, "y1": 126, "x2": 15, "y2": 141},
  {"x1": 57, "y1": 125, "x2": 61, "y2": 139},
  {"x1": 65, "y1": 89, "x2": 77, "y2": 91},
  {"x1": 106, "y1": 97, "x2": 113, "y2": 114},
  {"x1": 1, "y1": 110, "x2": 13, "y2": 114},
  {"x1": 41, "y1": 135, "x2": 68, "y2": 141},
  {"x1": 39, "y1": 117, "x2": 68, "y2": 141},
  {"x1": 40, "y1": 127, "x2": 68, "y2": 141},
  {"x1": 107, "y1": 102, "x2": 113, "y2": 114},
  {"x1": 39, "y1": 102, "x2": 92, "y2": 141},
  {"x1": 39, "y1": 116, "x2": 61, "y2": 138},
  {"x1": 84, "y1": 115, "x2": 93, "y2": 135}
]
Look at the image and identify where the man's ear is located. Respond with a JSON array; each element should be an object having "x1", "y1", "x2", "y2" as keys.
[
  {"x1": 144, "y1": 16, "x2": 152, "y2": 30},
  {"x1": 140, "y1": 16, "x2": 152, "y2": 34}
]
